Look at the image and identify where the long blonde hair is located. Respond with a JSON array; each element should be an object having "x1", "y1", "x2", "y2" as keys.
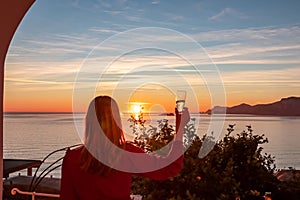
[{"x1": 80, "y1": 96, "x2": 126, "y2": 175}]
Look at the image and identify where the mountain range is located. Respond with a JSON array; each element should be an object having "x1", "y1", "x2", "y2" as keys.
[{"x1": 206, "y1": 96, "x2": 300, "y2": 116}]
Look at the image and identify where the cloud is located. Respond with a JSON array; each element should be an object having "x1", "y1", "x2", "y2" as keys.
[
  {"x1": 188, "y1": 26, "x2": 300, "y2": 65},
  {"x1": 222, "y1": 67, "x2": 300, "y2": 85},
  {"x1": 151, "y1": 1, "x2": 159, "y2": 5},
  {"x1": 8, "y1": 25, "x2": 300, "y2": 67},
  {"x1": 6, "y1": 25, "x2": 300, "y2": 96},
  {"x1": 103, "y1": 10, "x2": 123, "y2": 15},
  {"x1": 124, "y1": 15, "x2": 143, "y2": 22},
  {"x1": 6, "y1": 32, "x2": 111, "y2": 63},
  {"x1": 209, "y1": 7, "x2": 249, "y2": 21},
  {"x1": 88, "y1": 27, "x2": 119, "y2": 34},
  {"x1": 191, "y1": 26, "x2": 300, "y2": 42},
  {"x1": 163, "y1": 13, "x2": 185, "y2": 21}
]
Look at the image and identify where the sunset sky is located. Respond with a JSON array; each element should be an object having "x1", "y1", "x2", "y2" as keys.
[{"x1": 4, "y1": 0, "x2": 300, "y2": 113}]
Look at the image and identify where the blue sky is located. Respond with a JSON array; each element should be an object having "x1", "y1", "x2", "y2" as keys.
[{"x1": 5, "y1": 0, "x2": 300, "y2": 112}]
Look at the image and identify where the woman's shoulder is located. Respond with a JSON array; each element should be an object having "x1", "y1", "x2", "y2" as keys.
[
  {"x1": 125, "y1": 142, "x2": 145, "y2": 153},
  {"x1": 64, "y1": 145, "x2": 83, "y2": 161},
  {"x1": 68, "y1": 145, "x2": 83, "y2": 153}
]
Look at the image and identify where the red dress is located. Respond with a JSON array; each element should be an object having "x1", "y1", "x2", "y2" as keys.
[{"x1": 60, "y1": 142, "x2": 183, "y2": 200}]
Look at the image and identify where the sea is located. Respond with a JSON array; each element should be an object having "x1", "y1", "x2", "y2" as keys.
[{"x1": 3, "y1": 113, "x2": 300, "y2": 178}]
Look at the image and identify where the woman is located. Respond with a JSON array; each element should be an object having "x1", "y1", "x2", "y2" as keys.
[{"x1": 60, "y1": 96, "x2": 190, "y2": 200}]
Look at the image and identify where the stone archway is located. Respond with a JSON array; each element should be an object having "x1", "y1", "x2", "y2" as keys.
[{"x1": 0, "y1": 0, "x2": 35, "y2": 198}]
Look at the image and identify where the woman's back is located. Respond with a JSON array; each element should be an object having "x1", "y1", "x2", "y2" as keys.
[
  {"x1": 60, "y1": 146, "x2": 132, "y2": 200},
  {"x1": 59, "y1": 96, "x2": 189, "y2": 199},
  {"x1": 60, "y1": 142, "x2": 184, "y2": 200}
]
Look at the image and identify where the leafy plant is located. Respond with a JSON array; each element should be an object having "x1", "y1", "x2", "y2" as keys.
[{"x1": 129, "y1": 115, "x2": 299, "y2": 200}]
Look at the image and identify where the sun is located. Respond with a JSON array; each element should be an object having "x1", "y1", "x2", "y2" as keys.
[
  {"x1": 132, "y1": 104, "x2": 141, "y2": 113},
  {"x1": 130, "y1": 103, "x2": 145, "y2": 120}
]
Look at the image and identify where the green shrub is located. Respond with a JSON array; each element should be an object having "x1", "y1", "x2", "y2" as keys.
[{"x1": 130, "y1": 115, "x2": 298, "y2": 199}]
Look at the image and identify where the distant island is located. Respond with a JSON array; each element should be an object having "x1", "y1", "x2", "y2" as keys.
[
  {"x1": 206, "y1": 96, "x2": 300, "y2": 116},
  {"x1": 159, "y1": 112, "x2": 175, "y2": 116}
]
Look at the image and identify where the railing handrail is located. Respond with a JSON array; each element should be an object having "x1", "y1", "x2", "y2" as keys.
[
  {"x1": 11, "y1": 187, "x2": 60, "y2": 200},
  {"x1": 29, "y1": 143, "x2": 82, "y2": 192}
]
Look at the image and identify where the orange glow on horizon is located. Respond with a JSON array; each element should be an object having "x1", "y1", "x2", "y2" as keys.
[
  {"x1": 6, "y1": 81, "x2": 295, "y2": 113},
  {"x1": 5, "y1": 93, "x2": 297, "y2": 113},
  {"x1": 4, "y1": 89, "x2": 73, "y2": 112},
  {"x1": 4, "y1": 99, "x2": 73, "y2": 113},
  {"x1": 4, "y1": 85, "x2": 214, "y2": 113}
]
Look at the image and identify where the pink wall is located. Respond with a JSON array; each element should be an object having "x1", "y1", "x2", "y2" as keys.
[{"x1": 0, "y1": 0, "x2": 35, "y2": 198}]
